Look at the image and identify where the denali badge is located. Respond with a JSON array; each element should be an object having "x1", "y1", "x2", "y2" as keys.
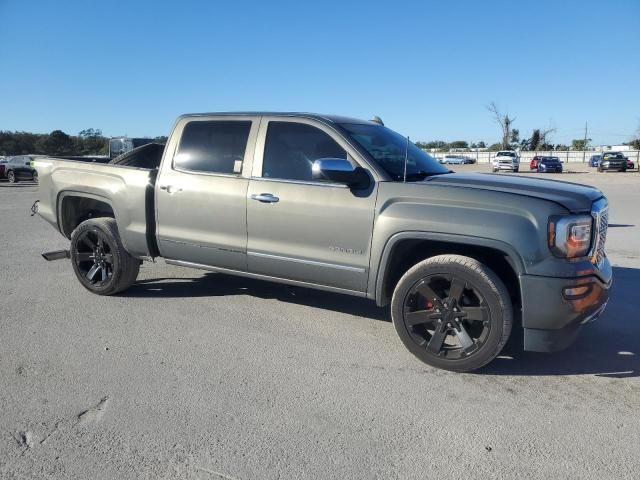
[{"x1": 329, "y1": 246, "x2": 363, "y2": 255}]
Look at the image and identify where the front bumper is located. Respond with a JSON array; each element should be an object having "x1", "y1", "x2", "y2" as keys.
[{"x1": 521, "y1": 258, "x2": 612, "y2": 352}]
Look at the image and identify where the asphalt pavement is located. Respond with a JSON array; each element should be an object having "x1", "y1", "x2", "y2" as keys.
[{"x1": 1, "y1": 168, "x2": 639, "y2": 479}]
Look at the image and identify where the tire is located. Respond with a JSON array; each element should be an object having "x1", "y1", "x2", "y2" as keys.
[
  {"x1": 391, "y1": 254, "x2": 512, "y2": 372},
  {"x1": 70, "y1": 218, "x2": 140, "y2": 295},
  {"x1": 513, "y1": 168, "x2": 519, "y2": 173},
  {"x1": 7, "y1": 171, "x2": 16, "y2": 183},
  {"x1": 32, "y1": 171, "x2": 38, "y2": 184}
]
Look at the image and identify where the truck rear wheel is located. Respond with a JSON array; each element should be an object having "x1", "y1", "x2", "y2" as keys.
[
  {"x1": 70, "y1": 218, "x2": 140, "y2": 295},
  {"x1": 391, "y1": 254, "x2": 512, "y2": 372}
]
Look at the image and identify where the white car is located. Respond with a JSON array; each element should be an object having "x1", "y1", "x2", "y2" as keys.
[{"x1": 492, "y1": 151, "x2": 520, "y2": 172}]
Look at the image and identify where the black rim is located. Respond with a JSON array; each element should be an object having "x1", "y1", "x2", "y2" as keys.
[
  {"x1": 75, "y1": 229, "x2": 114, "y2": 286},
  {"x1": 403, "y1": 274, "x2": 491, "y2": 360}
]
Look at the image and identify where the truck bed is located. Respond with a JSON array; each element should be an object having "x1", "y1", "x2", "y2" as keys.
[{"x1": 34, "y1": 157, "x2": 156, "y2": 259}]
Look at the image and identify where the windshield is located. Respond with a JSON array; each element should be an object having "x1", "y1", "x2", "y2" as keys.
[
  {"x1": 497, "y1": 151, "x2": 516, "y2": 157},
  {"x1": 339, "y1": 123, "x2": 449, "y2": 180}
]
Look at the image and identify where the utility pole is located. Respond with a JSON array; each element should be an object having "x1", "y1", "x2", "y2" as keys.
[{"x1": 582, "y1": 122, "x2": 588, "y2": 163}]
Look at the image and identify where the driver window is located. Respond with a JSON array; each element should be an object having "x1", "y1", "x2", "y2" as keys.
[{"x1": 262, "y1": 122, "x2": 347, "y2": 181}]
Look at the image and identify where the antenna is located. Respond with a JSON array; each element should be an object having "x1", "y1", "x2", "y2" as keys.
[{"x1": 403, "y1": 136, "x2": 409, "y2": 182}]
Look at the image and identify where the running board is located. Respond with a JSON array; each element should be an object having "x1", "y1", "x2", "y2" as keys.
[{"x1": 42, "y1": 250, "x2": 70, "y2": 261}]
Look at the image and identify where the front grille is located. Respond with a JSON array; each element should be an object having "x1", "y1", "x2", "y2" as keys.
[{"x1": 591, "y1": 199, "x2": 608, "y2": 268}]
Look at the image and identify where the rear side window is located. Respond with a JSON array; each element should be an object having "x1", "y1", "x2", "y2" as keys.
[
  {"x1": 175, "y1": 120, "x2": 252, "y2": 174},
  {"x1": 262, "y1": 122, "x2": 347, "y2": 181}
]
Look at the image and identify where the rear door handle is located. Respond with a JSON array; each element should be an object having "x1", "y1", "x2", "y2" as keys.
[
  {"x1": 251, "y1": 193, "x2": 279, "y2": 203},
  {"x1": 159, "y1": 185, "x2": 182, "y2": 194}
]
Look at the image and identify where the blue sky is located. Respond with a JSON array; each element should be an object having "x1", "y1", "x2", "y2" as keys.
[{"x1": 1, "y1": 0, "x2": 638, "y2": 146}]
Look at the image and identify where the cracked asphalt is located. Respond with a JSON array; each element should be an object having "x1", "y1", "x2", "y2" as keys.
[{"x1": 1, "y1": 167, "x2": 639, "y2": 479}]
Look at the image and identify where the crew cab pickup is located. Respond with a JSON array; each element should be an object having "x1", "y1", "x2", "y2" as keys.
[
  {"x1": 492, "y1": 150, "x2": 520, "y2": 172},
  {"x1": 34, "y1": 113, "x2": 611, "y2": 372}
]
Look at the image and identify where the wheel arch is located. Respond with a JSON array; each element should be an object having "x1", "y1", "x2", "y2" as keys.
[
  {"x1": 57, "y1": 191, "x2": 118, "y2": 239},
  {"x1": 373, "y1": 232, "x2": 525, "y2": 308}
]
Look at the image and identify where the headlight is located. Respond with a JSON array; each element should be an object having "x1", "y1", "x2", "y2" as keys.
[
  {"x1": 602, "y1": 161, "x2": 610, "y2": 166},
  {"x1": 548, "y1": 215, "x2": 593, "y2": 258}
]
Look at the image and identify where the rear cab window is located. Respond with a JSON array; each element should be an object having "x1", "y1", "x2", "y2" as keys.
[{"x1": 174, "y1": 120, "x2": 252, "y2": 175}]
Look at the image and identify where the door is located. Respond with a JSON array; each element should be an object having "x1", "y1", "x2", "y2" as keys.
[
  {"x1": 14, "y1": 156, "x2": 30, "y2": 179},
  {"x1": 247, "y1": 119, "x2": 377, "y2": 293},
  {"x1": 156, "y1": 117, "x2": 259, "y2": 271}
]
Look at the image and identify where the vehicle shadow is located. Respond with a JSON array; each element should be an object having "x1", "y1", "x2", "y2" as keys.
[
  {"x1": 123, "y1": 272, "x2": 390, "y2": 322},
  {"x1": 482, "y1": 266, "x2": 640, "y2": 378},
  {"x1": 124, "y1": 267, "x2": 639, "y2": 377}
]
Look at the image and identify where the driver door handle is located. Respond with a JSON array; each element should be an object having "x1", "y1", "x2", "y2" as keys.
[
  {"x1": 251, "y1": 193, "x2": 279, "y2": 203},
  {"x1": 159, "y1": 185, "x2": 182, "y2": 194}
]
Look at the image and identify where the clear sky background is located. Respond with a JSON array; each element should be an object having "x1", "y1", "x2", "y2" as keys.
[{"x1": 1, "y1": 0, "x2": 638, "y2": 146}]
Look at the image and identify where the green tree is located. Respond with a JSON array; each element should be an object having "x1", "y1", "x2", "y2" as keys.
[
  {"x1": 449, "y1": 140, "x2": 469, "y2": 149},
  {"x1": 36, "y1": 130, "x2": 74, "y2": 155},
  {"x1": 77, "y1": 128, "x2": 107, "y2": 155},
  {"x1": 571, "y1": 139, "x2": 590, "y2": 150},
  {"x1": 510, "y1": 129, "x2": 520, "y2": 145},
  {"x1": 488, "y1": 143, "x2": 503, "y2": 151},
  {"x1": 529, "y1": 129, "x2": 541, "y2": 151}
]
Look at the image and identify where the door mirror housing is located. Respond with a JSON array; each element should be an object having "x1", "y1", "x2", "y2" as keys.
[{"x1": 312, "y1": 159, "x2": 369, "y2": 189}]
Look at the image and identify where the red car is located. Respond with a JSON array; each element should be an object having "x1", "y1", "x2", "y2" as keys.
[
  {"x1": 529, "y1": 156, "x2": 543, "y2": 170},
  {"x1": 624, "y1": 157, "x2": 635, "y2": 169}
]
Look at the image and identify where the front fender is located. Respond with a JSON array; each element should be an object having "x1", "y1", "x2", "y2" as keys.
[{"x1": 368, "y1": 182, "x2": 570, "y2": 304}]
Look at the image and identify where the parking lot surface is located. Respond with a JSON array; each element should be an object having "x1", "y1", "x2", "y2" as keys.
[{"x1": 1, "y1": 169, "x2": 639, "y2": 479}]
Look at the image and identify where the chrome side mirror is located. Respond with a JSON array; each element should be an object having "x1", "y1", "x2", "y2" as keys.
[{"x1": 311, "y1": 158, "x2": 369, "y2": 189}]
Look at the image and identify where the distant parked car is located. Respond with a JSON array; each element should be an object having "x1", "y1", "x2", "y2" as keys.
[
  {"x1": 529, "y1": 155, "x2": 544, "y2": 170},
  {"x1": 0, "y1": 157, "x2": 7, "y2": 179},
  {"x1": 492, "y1": 150, "x2": 520, "y2": 172},
  {"x1": 536, "y1": 156, "x2": 563, "y2": 173},
  {"x1": 462, "y1": 156, "x2": 476, "y2": 164},
  {"x1": 4, "y1": 155, "x2": 40, "y2": 183},
  {"x1": 598, "y1": 152, "x2": 627, "y2": 172},
  {"x1": 442, "y1": 155, "x2": 466, "y2": 165},
  {"x1": 589, "y1": 155, "x2": 601, "y2": 167}
]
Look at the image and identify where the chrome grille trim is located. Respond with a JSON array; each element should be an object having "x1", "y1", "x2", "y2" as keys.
[{"x1": 590, "y1": 198, "x2": 608, "y2": 268}]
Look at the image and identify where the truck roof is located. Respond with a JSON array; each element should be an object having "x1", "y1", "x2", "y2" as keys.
[{"x1": 179, "y1": 112, "x2": 379, "y2": 126}]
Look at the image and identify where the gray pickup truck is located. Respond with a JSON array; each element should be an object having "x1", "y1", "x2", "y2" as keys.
[{"x1": 34, "y1": 112, "x2": 611, "y2": 372}]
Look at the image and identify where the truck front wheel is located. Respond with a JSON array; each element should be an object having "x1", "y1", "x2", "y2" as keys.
[
  {"x1": 70, "y1": 218, "x2": 140, "y2": 295},
  {"x1": 391, "y1": 254, "x2": 512, "y2": 372}
]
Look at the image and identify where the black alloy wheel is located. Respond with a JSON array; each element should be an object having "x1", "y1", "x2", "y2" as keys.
[
  {"x1": 74, "y1": 228, "x2": 115, "y2": 287},
  {"x1": 391, "y1": 255, "x2": 512, "y2": 372},
  {"x1": 70, "y1": 218, "x2": 140, "y2": 295},
  {"x1": 403, "y1": 274, "x2": 490, "y2": 361},
  {"x1": 7, "y1": 171, "x2": 16, "y2": 183}
]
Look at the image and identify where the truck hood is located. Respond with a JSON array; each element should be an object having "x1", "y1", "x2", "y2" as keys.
[{"x1": 426, "y1": 173, "x2": 602, "y2": 212}]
